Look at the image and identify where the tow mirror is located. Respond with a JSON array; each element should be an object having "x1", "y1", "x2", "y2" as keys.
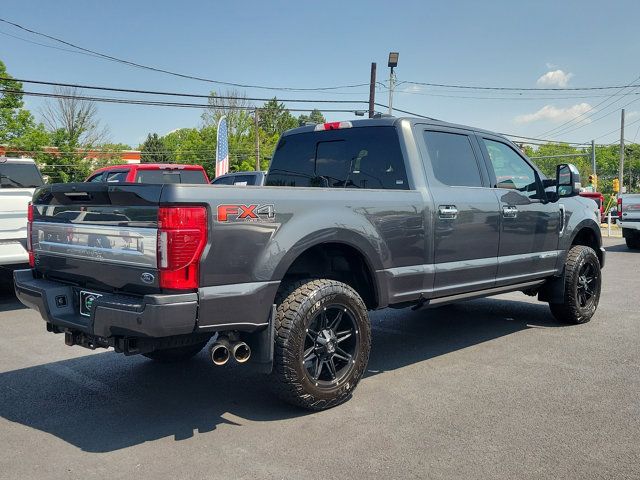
[{"x1": 556, "y1": 163, "x2": 581, "y2": 197}]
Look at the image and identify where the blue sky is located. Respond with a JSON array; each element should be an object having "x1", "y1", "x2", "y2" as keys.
[{"x1": 2, "y1": 0, "x2": 640, "y2": 148}]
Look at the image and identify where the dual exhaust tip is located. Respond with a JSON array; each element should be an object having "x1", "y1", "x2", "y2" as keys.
[{"x1": 210, "y1": 337, "x2": 251, "y2": 366}]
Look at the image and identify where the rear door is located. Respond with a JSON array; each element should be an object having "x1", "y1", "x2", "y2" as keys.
[
  {"x1": 477, "y1": 135, "x2": 560, "y2": 284},
  {"x1": 417, "y1": 127, "x2": 500, "y2": 297}
]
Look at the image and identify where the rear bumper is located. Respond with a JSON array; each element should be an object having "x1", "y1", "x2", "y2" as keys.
[
  {"x1": 0, "y1": 240, "x2": 28, "y2": 265},
  {"x1": 14, "y1": 269, "x2": 280, "y2": 339},
  {"x1": 620, "y1": 222, "x2": 640, "y2": 232},
  {"x1": 14, "y1": 269, "x2": 198, "y2": 338}
]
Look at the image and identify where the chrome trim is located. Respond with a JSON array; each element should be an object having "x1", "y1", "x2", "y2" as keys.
[{"x1": 32, "y1": 221, "x2": 157, "y2": 267}]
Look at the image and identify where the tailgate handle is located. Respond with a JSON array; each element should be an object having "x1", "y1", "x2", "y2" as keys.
[{"x1": 64, "y1": 192, "x2": 93, "y2": 201}]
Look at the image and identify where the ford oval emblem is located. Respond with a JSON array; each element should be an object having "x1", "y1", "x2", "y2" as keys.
[{"x1": 141, "y1": 272, "x2": 155, "y2": 284}]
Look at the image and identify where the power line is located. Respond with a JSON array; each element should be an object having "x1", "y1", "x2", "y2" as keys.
[
  {"x1": 538, "y1": 73, "x2": 640, "y2": 138},
  {"x1": 373, "y1": 102, "x2": 585, "y2": 145},
  {"x1": 0, "y1": 88, "x2": 368, "y2": 113},
  {"x1": 398, "y1": 79, "x2": 640, "y2": 92},
  {"x1": 0, "y1": 17, "x2": 368, "y2": 92},
  {"x1": 0, "y1": 76, "x2": 367, "y2": 104}
]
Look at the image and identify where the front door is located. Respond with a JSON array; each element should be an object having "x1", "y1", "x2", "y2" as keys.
[
  {"x1": 478, "y1": 136, "x2": 560, "y2": 285},
  {"x1": 418, "y1": 127, "x2": 501, "y2": 298}
]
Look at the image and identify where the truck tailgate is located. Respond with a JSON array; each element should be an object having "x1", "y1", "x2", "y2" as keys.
[{"x1": 31, "y1": 183, "x2": 163, "y2": 295}]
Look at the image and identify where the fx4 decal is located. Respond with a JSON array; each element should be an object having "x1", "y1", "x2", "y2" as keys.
[{"x1": 217, "y1": 204, "x2": 276, "y2": 222}]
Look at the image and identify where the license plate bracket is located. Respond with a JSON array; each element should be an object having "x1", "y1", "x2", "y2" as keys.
[{"x1": 79, "y1": 290, "x2": 103, "y2": 317}]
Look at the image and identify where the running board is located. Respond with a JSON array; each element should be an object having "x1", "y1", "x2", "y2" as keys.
[{"x1": 426, "y1": 280, "x2": 546, "y2": 307}]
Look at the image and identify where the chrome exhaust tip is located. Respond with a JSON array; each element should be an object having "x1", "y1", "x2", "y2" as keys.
[
  {"x1": 232, "y1": 341, "x2": 251, "y2": 363},
  {"x1": 210, "y1": 341, "x2": 230, "y2": 366}
]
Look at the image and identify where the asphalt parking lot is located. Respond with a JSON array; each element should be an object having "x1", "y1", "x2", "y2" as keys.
[{"x1": 0, "y1": 237, "x2": 638, "y2": 480}]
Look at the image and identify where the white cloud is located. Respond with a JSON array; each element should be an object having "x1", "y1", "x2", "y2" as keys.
[
  {"x1": 536, "y1": 69, "x2": 574, "y2": 88},
  {"x1": 545, "y1": 62, "x2": 558, "y2": 69},
  {"x1": 514, "y1": 103, "x2": 593, "y2": 124}
]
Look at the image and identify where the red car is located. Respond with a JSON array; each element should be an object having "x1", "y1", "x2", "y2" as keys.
[
  {"x1": 86, "y1": 163, "x2": 210, "y2": 184},
  {"x1": 579, "y1": 191, "x2": 605, "y2": 222}
]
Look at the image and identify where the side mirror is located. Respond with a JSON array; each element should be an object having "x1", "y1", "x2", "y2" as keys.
[{"x1": 556, "y1": 163, "x2": 581, "y2": 197}]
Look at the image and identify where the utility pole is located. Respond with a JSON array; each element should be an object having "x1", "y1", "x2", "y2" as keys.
[
  {"x1": 619, "y1": 109, "x2": 625, "y2": 195},
  {"x1": 387, "y1": 52, "x2": 399, "y2": 115},
  {"x1": 387, "y1": 68, "x2": 395, "y2": 115},
  {"x1": 591, "y1": 139, "x2": 596, "y2": 176},
  {"x1": 368, "y1": 62, "x2": 377, "y2": 118},
  {"x1": 254, "y1": 109, "x2": 260, "y2": 171}
]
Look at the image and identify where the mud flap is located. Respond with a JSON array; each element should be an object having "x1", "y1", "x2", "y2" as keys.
[
  {"x1": 242, "y1": 304, "x2": 276, "y2": 374},
  {"x1": 538, "y1": 273, "x2": 565, "y2": 304}
]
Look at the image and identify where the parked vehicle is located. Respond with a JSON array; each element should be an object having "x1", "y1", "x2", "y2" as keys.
[
  {"x1": 618, "y1": 194, "x2": 640, "y2": 249},
  {"x1": 87, "y1": 163, "x2": 210, "y2": 184},
  {"x1": 211, "y1": 170, "x2": 266, "y2": 186},
  {"x1": 0, "y1": 158, "x2": 44, "y2": 269},
  {"x1": 579, "y1": 191, "x2": 605, "y2": 222},
  {"x1": 14, "y1": 117, "x2": 605, "y2": 410}
]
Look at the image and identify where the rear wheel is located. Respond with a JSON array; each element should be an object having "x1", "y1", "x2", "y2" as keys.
[
  {"x1": 271, "y1": 279, "x2": 371, "y2": 410},
  {"x1": 549, "y1": 245, "x2": 601, "y2": 324},
  {"x1": 143, "y1": 341, "x2": 208, "y2": 363},
  {"x1": 624, "y1": 231, "x2": 640, "y2": 249}
]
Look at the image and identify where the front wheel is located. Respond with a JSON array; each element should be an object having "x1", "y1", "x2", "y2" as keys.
[
  {"x1": 549, "y1": 245, "x2": 602, "y2": 324},
  {"x1": 271, "y1": 279, "x2": 371, "y2": 410}
]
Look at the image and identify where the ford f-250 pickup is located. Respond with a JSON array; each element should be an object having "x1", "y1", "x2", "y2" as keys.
[
  {"x1": 618, "y1": 193, "x2": 640, "y2": 249},
  {"x1": 14, "y1": 117, "x2": 605, "y2": 410}
]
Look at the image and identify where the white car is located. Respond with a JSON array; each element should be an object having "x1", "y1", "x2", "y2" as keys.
[{"x1": 0, "y1": 158, "x2": 44, "y2": 268}]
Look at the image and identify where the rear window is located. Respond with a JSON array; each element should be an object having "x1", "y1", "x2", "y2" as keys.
[
  {"x1": 0, "y1": 162, "x2": 43, "y2": 188},
  {"x1": 266, "y1": 126, "x2": 408, "y2": 189},
  {"x1": 233, "y1": 174, "x2": 257, "y2": 186},
  {"x1": 135, "y1": 169, "x2": 207, "y2": 184}
]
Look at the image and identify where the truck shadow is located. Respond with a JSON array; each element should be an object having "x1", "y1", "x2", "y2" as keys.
[{"x1": 0, "y1": 297, "x2": 564, "y2": 453}]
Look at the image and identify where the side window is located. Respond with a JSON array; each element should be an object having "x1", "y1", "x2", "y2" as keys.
[
  {"x1": 88, "y1": 173, "x2": 104, "y2": 182},
  {"x1": 105, "y1": 171, "x2": 128, "y2": 183},
  {"x1": 212, "y1": 175, "x2": 234, "y2": 185},
  {"x1": 483, "y1": 139, "x2": 539, "y2": 198},
  {"x1": 422, "y1": 131, "x2": 483, "y2": 187}
]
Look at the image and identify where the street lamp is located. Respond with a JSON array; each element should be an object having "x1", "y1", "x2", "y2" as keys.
[{"x1": 388, "y1": 52, "x2": 399, "y2": 115}]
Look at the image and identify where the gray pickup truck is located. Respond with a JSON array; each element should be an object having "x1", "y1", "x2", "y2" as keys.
[
  {"x1": 14, "y1": 117, "x2": 605, "y2": 410},
  {"x1": 618, "y1": 193, "x2": 640, "y2": 249}
]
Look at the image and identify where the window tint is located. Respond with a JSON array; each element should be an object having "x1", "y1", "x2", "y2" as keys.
[
  {"x1": 422, "y1": 131, "x2": 482, "y2": 187},
  {"x1": 483, "y1": 139, "x2": 539, "y2": 198},
  {"x1": 212, "y1": 175, "x2": 234, "y2": 185},
  {"x1": 0, "y1": 163, "x2": 43, "y2": 188},
  {"x1": 88, "y1": 173, "x2": 104, "y2": 182},
  {"x1": 266, "y1": 126, "x2": 408, "y2": 189},
  {"x1": 178, "y1": 170, "x2": 208, "y2": 184},
  {"x1": 233, "y1": 174, "x2": 256, "y2": 185},
  {"x1": 105, "y1": 171, "x2": 128, "y2": 183}
]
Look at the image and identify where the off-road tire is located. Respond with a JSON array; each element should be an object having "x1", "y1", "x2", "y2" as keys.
[
  {"x1": 549, "y1": 245, "x2": 601, "y2": 324},
  {"x1": 143, "y1": 341, "x2": 208, "y2": 363},
  {"x1": 271, "y1": 279, "x2": 371, "y2": 410},
  {"x1": 625, "y1": 234, "x2": 640, "y2": 250}
]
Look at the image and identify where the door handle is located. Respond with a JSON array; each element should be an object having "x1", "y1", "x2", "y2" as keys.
[
  {"x1": 438, "y1": 205, "x2": 458, "y2": 219},
  {"x1": 502, "y1": 205, "x2": 518, "y2": 218}
]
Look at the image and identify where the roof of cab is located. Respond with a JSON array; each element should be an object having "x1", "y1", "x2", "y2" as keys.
[
  {"x1": 281, "y1": 116, "x2": 503, "y2": 139},
  {"x1": 93, "y1": 163, "x2": 206, "y2": 172}
]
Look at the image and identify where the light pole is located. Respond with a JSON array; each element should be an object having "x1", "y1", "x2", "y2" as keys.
[{"x1": 387, "y1": 52, "x2": 399, "y2": 115}]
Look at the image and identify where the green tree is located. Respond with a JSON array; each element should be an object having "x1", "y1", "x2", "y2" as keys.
[
  {"x1": 140, "y1": 133, "x2": 170, "y2": 163},
  {"x1": 0, "y1": 60, "x2": 49, "y2": 153},
  {"x1": 298, "y1": 109, "x2": 326, "y2": 126},
  {"x1": 259, "y1": 98, "x2": 298, "y2": 136}
]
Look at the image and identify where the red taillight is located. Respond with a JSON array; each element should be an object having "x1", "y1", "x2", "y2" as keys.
[
  {"x1": 617, "y1": 197, "x2": 622, "y2": 218},
  {"x1": 314, "y1": 121, "x2": 353, "y2": 131},
  {"x1": 157, "y1": 206, "x2": 207, "y2": 290},
  {"x1": 27, "y1": 203, "x2": 34, "y2": 268}
]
